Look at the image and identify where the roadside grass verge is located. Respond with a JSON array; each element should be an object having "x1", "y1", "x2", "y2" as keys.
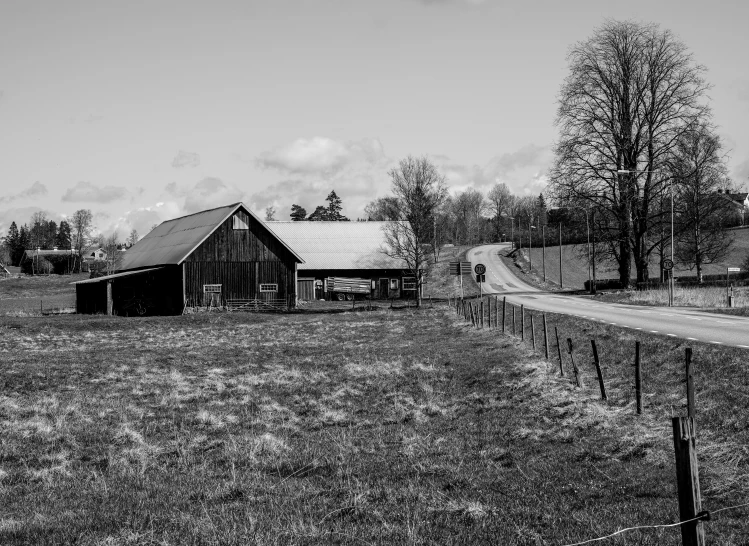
[{"x1": 1, "y1": 303, "x2": 748, "y2": 544}]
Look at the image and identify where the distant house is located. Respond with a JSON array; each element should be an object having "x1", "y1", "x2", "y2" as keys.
[
  {"x1": 74, "y1": 203, "x2": 303, "y2": 315},
  {"x1": 269, "y1": 221, "x2": 413, "y2": 301},
  {"x1": 717, "y1": 190, "x2": 749, "y2": 226},
  {"x1": 86, "y1": 248, "x2": 107, "y2": 262}
]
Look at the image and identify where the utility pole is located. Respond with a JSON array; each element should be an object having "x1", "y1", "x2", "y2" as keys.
[
  {"x1": 542, "y1": 225, "x2": 546, "y2": 282},
  {"x1": 558, "y1": 222, "x2": 563, "y2": 289},
  {"x1": 591, "y1": 209, "x2": 596, "y2": 295}
]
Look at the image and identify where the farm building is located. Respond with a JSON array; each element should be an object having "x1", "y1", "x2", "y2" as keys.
[
  {"x1": 75, "y1": 203, "x2": 303, "y2": 315},
  {"x1": 21, "y1": 249, "x2": 78, "y2": 275},
  {"x1": 269, "y1": 221, "x2": 414, "y2": 301}
]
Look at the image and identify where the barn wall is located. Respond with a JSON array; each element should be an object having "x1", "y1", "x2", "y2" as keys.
[
  {"x1": 299, "y1": 268, "x2": 415, "y2": 299},
  {"x1": 184, "y1": 210, "x2": 297, "y2": 306}
]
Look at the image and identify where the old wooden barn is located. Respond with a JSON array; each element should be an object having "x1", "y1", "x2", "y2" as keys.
[
  {"x1": 269, "y1": 221, "x2": 412, "y2": 301},
  {"x1": 75, "y1": 203, "x2": 303, "y2": 315}
]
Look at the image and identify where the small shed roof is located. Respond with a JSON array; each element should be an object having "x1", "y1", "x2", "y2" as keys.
[
  {"x1": 269, "y1": 221, "x2": 408, "y2": 270},
  {"x1": 72, "y1": 267, "x2": 164, "y2": 284},
  {"x1": 23, "y1": 249, "x2": 78, "y2": 258},
  {"x1": 118, "y1": 203, "x2": 303, "y2": 271}
]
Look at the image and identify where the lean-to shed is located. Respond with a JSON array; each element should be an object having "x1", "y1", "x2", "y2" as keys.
[{"x1": 75, "y1": 203, "x2": 303, "y2": 315}]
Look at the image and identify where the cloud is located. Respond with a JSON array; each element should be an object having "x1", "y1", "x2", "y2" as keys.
[
  {"x1": 183, "y1": 177, "x2": 246, "y2": 214},
  {"x1": 163, "y1": 181, "x2": 188, "y2": 198},
  {"x1": 435, "y1": 144, "x2": 553, "y2": 196},
  {"x1": 84, "y1": 114, "x2": 104, "y2": 123},
  {"x1": 731, "y1": 80, "x2": 749, "y2": 103},
  {"x1": 414, "y1": 0, "x2": 487, "y2": 5},
  {"x1": 108, "y1": 202, "x2": 182, "y2": 239},
  {"x1": 733, "y1": 159, "x2": 749, "y2": 185},
  {"x1": 0, "y1": 206, "x2": 62, "y2": 238},
  {"x1": 256, "y1": 137, "x2": 387, "y2": 176},
  {"x1": 61, "y1": 181, "x2": 128, "y2": 203},
  {"x1": 0, "y1": 181, "x2": 48, "y2": 204},
  {"x1": 171, "y1": 150, "x2": 201, "y2": 168}
]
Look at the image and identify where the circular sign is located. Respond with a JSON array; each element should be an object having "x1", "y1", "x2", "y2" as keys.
[
  {"x1": 474, "y1": 263, "x2": 486, "y2": 275},
  {"x1": 663, "y1": 259, "x2": 674, "y2": 271}
]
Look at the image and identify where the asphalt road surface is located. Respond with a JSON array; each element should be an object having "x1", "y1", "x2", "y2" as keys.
[{"x1": 466, "y1": 243, "x2": 749, "y2": 350}]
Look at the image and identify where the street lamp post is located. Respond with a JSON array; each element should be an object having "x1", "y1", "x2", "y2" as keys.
[
  {"x1": 501, "y1": 213, "x2": 515, "y2": 251},
  {"x1": 542, "y1": 225, "x2": 546, "y2": 282}
]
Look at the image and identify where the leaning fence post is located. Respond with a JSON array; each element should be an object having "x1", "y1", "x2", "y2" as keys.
[
  {"x1": 672, "y1": 417, "x2": 706, "y2": 546},
  {"x1": 542, "y1": 314, "x2": 549, "y2": 359},
  {"x1": 590, "y1": 339, "x2": 607, "y2": 401},
  {"x1": 567, "y1": 338, "x2": 583, "y2": 388},
  {"x1": 555, "y1": 327, "x2": 564, "y2": 376},
  {"x1": 520, "y1": 304, "x2": 525, "y2": 341},
  {"x1": 686, "y1": 348, "x2": 695, "y2": 419},
  {"x1": 502, "y1": 297, "x2": 506, "y2": 333},
  {"x1": 530, "y1": 314, "x2": 536, "y2": 351},
  {"x1": 635, "y1": 341, "x2": 642, "y2": 414}
]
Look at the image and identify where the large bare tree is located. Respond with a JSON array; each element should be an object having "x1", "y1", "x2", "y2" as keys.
[
  {"x1": 70, "y1": 209, "x2": 94, "y2": 273},
  {"x1": 486, "y1": 183, "x2": 514, "y2": 242},
  {"x1": 549, "y1": 20, "x2": 710, "y2": 287},
  {"x1": 382, "y1": 156, "x2": 448, "y2": 307}
]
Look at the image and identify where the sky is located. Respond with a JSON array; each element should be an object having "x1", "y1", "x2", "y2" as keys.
[{"x1": 1, "y1": 0, "x2": 748, "y2": 239}]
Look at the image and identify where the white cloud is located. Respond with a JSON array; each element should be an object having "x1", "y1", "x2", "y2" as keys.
[
  {"x1": 171, "y1": 150, "x2": 201, "y2": 169},
  {"x1": 183, "y1": 177, "x2": 245, "y2": 214},
  {"x1": 256, "y1": 137, "x2": 388, "y2": 176},
  {"x1": 61, "y1": 181, "x2": 128, "y2": 203},
  {"x1": 0, "y1": 181, "x2": 48, "y2": 204}
]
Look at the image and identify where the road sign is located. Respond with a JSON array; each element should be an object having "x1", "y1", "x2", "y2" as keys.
[
  {"x1": 474, "y1": 263, "x2": 486, "y2": 275},
  {"x1": 728, "y1": 267, "x2": 740, "y2": 272},
  {"x1": 477, "y1": 274, "x2": 486, "y2": 283},
  {"x1": 663, "y1": 259, "x2": 674, "y2": 271},
  {"x1": 448, "y1": 262, "x2": 460, "y2": 275},
  {"x1": 460, "y1": 261, "x2": 472, "y2": 274}
]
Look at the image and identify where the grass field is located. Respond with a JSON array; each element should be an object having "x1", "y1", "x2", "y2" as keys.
[
  {"x1": 521, "y1": 227, "x2": 749, "y2": 290},
  {"x1": 0, "y1": 274, "x2": 85, "y2": 316},
  {"x1": 1, "y1": 298, "x2": 747, "y2": 544}
]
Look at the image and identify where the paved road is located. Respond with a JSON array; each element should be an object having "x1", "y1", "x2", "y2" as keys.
[{"x1": 466, "y1": 243, "x2": 749, "y2": 349}]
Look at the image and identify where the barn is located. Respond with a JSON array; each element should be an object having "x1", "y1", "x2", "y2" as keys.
[
  {"x1": 269, "y1": 221, "x2": 414, "y2": 301},
  {"x1": 75, "y1": 203, "x2": 303, "y2": 315}
]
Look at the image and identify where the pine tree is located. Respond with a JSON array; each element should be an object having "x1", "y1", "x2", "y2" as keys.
[
  {"x1": 307, "y1": 206, "x2": 328, "y2": 221},
  {"x1": 325, "y1": 190, "x2": 349, "y2": 221},
  {"x1": 6, "y1": 222, "x2": 19, "y2": 265},
  {"x1": 46, "y1": 220, "x2": 58, "y2": 248},
  {"x1": 56, "y1": 221, "x2": 72, "y2": 249},
  {"x1": 17, "y1": 225, "x2": 29, "y2": 265},
  {"x1": 290, "y1": 204, "x2": 307, "y2": 221}
]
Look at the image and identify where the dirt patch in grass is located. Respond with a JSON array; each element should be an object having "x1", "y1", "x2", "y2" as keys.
[{"x1": 0, "y1": 306, "x2": 747, "y2": 544}]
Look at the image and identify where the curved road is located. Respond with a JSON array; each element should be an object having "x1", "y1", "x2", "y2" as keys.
[{"x1": 466, "y1": 243, "x2": 749, "y2": 349}]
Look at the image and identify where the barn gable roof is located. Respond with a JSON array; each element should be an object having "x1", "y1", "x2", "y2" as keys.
[
  {"x1": 119, "y1": 203, "x2": 303, "y2": 271},
  {"x1": 268, "y1": 221, "x2": 408, "y2": 270}
]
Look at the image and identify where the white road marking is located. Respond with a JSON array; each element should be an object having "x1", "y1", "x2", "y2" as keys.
[
  {"x1": 738, "y1": 345, "x2": 749, "y2": 349},
  {"x1": 650, "y1": 330, "x2": 659, "y2": 333},
  {"x1": 687, "y1": 337, "x2": 697, "y2": 341},
  {"x1": 667, "y1": 334, "x2": 676, "y2": 337},
  {"x1": 709, "y1": 341, "x2": 723, "y2": 345},
  {"x1": 635, "y1": 327, "x2": 642, "y2": 330}
]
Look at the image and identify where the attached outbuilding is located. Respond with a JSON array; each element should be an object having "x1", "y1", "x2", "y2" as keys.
[
  {"x1": 269, "y1": 221, "x2": 413, "y2": 301},
  {"x1": 75, "y1": 203, "x2": 304, "y2": 315}
]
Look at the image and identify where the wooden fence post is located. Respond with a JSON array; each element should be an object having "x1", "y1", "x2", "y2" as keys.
[
  {"x1": 530, "y1": 314, "x2": 536, "y2": 351},
  {"x1": 542, "y1": 314, "x2": 549, "y2": 359},
  {"x1": 686, "y1": 348, "x2": 695, "y2": 419},
  {"x1": 520, "y1": 304, "x2": 525, "y2": 341},
  {"x1": 635, "y1": 341, "x2": 642, "y2": 414},
  {"x1": 567, "y1": 338, "x2": 583, "y2": 388},
  {"x1": 480, "y1": 300, "x2": 484, "y2": 329},
  {"x1": 470, "y1": 302, "x2": 476, "y2": 327},
  {"x1": 502, "y1": 297, "x2": 506, "y2": 333},
  {"x1": 555, "y1": 327, "x2": 564, "y2": 376},
  {"x1": 590, "y1": 339, "x2": 607, "y2": 401},
  {"x1": 672, "y1": 417, "x2": 706, "y2": 546},
  {"x1": 512, "y1": 306, "x2": 516, "y2": 336}
]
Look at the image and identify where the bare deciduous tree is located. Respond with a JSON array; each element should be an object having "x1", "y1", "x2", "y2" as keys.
[
  {"x1": 549, "y1": 20, "x2": 710, "y2": 287},
  {"x1": 487, "y1": 183, "x2": 513, "y2": 242},
  {"x1": 127, "y1": 229, "x2": 139, "y2": 247},
  {"x1": 381, "y1": 156, "x2": 448, "y2": 307},
  {"x1": 670, "y1": 123, "x2": 734, "y2": 282},
  {"x1": 101, "y1": 232, "x2": 122, "y2": 276},
  {"x1": 70, "y1": 209, "x2": 94, "y2": 273}
]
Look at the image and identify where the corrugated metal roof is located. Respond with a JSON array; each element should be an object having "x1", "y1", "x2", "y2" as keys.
[
  {"x1": 72, "y1": 267, "x2": 164, "y2": 284},
  {"x1": 269, "y1": 221, "x2": 408, "y2": 270},
  {"x1": 118, "y1": 203, "x2": 303, "y2": 271}
]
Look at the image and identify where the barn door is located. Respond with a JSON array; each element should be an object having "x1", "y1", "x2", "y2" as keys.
[{"x1": 297, "y1": 278, "x2": 314, "y2": 302}]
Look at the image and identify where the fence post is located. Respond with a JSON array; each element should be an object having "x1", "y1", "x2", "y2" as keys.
[
  {"x1": 470, "y1": 302, "x2": 476, "y2": 327},
  {"x1": 635, "y1": 341, "x2": 642, "y2": 414},
  {"x1": 672, "y1": 417, "x2": 706, "y2": 546},
  {"x1": 567, "y1": 338, "x2": 583, "y2": 387},
  {"x1": 590, "y1": 339, "x2": 607, "y2": 401},
  {"x1": 543, "y1": 313, "x2": 549, "y2": 359},
  {"x1": 520, "y1": 304, "x2": 525, "y2": 341},
  {"x1": 530, "y1": 314, "x2": 536, "y2": 351},
  {"x1": 686, "y1": 348, "x2": 695, "y2": 419},
  {"x1": 512, "y1": 306, "x2": 516, "y2": 336},
  {"x1": 480, "y1": 300, "x2": 484, "y2": 329},
  {"x1": 502, "y1": 297, "x2": 506, "y2": 333},
  {"x1": 555, "y1": 327, "x2": 564, "y2": 376}
]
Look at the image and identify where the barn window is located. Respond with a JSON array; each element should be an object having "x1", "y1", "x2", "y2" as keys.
[
  {"x1": 390, "y1": 278, "x2": 399, "y2": 290},
  {"x1": 260, "y1": 283, "x2": 278, "y2": 293},
  {"x1": 203, "y1": 284, "x2": 222, "y2": 293},
  {"x1": 232, "y1": 214, "x2": 249, "y2": 230},
  {"x1": 402, "y1": 277, "x2": 417, "y2": 291}
]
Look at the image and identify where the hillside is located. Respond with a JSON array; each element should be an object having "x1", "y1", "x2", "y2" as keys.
[{"x1": 520, "y1": 227, "x2": 749, "y2": 289}]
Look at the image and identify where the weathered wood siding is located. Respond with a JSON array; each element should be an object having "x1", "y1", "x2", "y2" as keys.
[{"x1": 184, "y1": 210, "x2": 296, "y2": 306}]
